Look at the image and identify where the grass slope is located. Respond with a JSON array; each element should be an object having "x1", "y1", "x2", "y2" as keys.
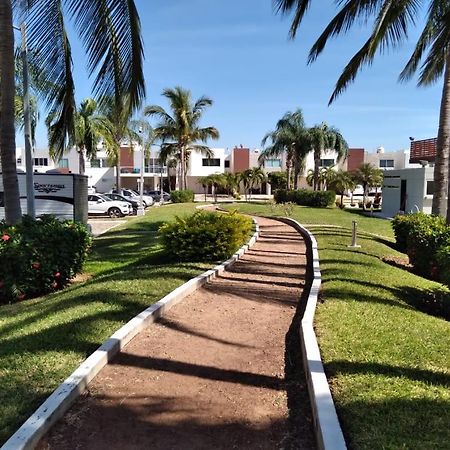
[
  {"x1": 224, "y1": 203, "x2": 450, "y2": 450},
  {"x1": 0, "y1": 204, "x2": 208, "y2": 445}
]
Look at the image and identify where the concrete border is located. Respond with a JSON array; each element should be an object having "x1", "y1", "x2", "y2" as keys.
[
  {"x1": 2, "y1": 219, "x2": 259, "y2": 450},
  {"x1": 276, "y1": 217, "x2": 347, "y2": 450}
]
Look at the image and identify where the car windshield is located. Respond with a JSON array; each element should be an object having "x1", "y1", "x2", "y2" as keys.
[{"x1": 97, "y1": 194, "x2": 113, "y2": 201}]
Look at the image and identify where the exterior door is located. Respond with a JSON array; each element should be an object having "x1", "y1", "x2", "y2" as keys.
[{"x1": 400, "y1": 179, "x2": 407, "y2": 212}]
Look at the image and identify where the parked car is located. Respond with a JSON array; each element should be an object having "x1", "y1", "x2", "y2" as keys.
[
  {"x1": 110, "y1": 189, "x2": 154, "y2": 207},
  {"x1": 145, "y1": 190, "x2": 171, "y2": 202},
  {"x1": 88, "y1": 194, "x2": 132, "y2": 218},
  {"x1": 104, "y1": 193, "x2": 138, "y2": 214}
]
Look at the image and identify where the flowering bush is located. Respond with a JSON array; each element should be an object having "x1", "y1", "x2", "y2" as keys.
[
  {"x1": 159, "y1": 210, "x2": 253, "y2": 261},
  {"x1": 0, "y1": 215, "x2": 92, "y2": 303}
]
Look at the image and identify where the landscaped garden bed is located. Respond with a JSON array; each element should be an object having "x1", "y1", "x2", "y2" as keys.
[{"x1": 223, "y1": 203, "x2": 450, "y2": 450}]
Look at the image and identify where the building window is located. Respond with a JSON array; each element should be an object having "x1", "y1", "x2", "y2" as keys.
[
  {"x1": 33, "y1": 158, "x2": 48, "y2": 166},
  {"x1": 320, "y1": 159, "x2": 335, "y2": 167},
  {"x1": 58, "y1": 158, "x2": 69, "y2": 168},
  {"x1": 90, "y1": 158, "x2": 110, "y2": 168},
  {"x1": 265, "y1": 159, "x2": 281, "y2": 168},
  {"x1": 202, "y1": 158, "x2": 220, "y2": 167},
  {"x1": 90, "y1": 159, "x2": 101, "y2": 168},
  {"x1": 17, "y1": 158, "x2": 22, "y2": 165},
  {"x1": 426, "y1": 180, "x2": 434, "y2": 195},
  {"x1": 380, "y1": 159, "x2": 394, "y2": 168},
  {"x1": 224, "y1": 160, "x2": 230, "y2": 168}
]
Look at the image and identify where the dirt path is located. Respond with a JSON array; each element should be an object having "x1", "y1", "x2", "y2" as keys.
[{"x1": 39, "y1": 217, "x2": 315, "y2": 450}]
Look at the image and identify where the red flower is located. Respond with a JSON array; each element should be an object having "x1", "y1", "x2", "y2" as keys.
[
  {"x1": 0, "y1": 281, "x2": 4, "y2": 289},
  {"x1": 32, "y1": 262, "x2": 41, "y2": 269},
  {"x1": 54, "y1": 272, "x2": 61, "y2": 278},
  {"x1": 17, "y1": 293, "x2": 26, "y2": 301},
  {"x1": 1, "y1": 234, "x2": 10, "y2": 241},
  {"x1": 51, "y1": 282, "x2": 58, "y2": 289}
]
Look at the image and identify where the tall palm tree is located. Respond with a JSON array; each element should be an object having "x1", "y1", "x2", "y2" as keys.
[
  {"x1": 100, "y1": 95, "x2": 139, "y2": 190},
  {"x1": 308, "y1": 122, "x2": 348, "y2": 191},
  {"x1": 0, "y1": 0, "x2": 144, "y2": 224},
  {"x1": 260, "y1": 109, "x2": 309, "y2": 190},
  {"x1": 47, "y1": 98, "x2": 115, "y2": 174},
  {"x1": 145, "y1": 87, "x2": 220, "y2": 191},
  {"x1": 274, "y1": 0, "x2": 450, "y2": 219},
  {"x1": 355, "y1": 163, "x2": 383, "y2": 210}
]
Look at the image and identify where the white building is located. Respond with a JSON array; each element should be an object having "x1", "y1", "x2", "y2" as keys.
[{"x1": 382, "y1": 167, "x2": 436, "y2": 218}]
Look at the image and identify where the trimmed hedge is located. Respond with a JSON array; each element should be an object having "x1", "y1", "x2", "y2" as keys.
[
  {"x1": 170, "y1": 189, "x2": 195, "y2": 203},
  {"x1": 159, "y1": 210, "x2": 253, "y2": 261},
  {"x1": 0, "y1": 215, "x2": 92, "y2": 304},
  {"x1": 274, "y1": 189, "x2": 335, "y2": 207}
]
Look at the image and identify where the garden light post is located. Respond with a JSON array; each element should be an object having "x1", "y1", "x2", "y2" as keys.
[
  {"x1": 137, "y1": 128, "x2": 145, "y2": 216},
  {"x1": 348, "y1": 220, "x2": 361, "y2": 248},
  {"x1": 14, "y1": 23, "x2": 35, "y2": 218}
]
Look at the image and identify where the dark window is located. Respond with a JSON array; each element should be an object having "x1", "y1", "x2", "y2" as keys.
[
  {"x1": 202, "y1": 158, "x2": 221, "y2": 167},
  {"x1": 265, "y1": 159, "x2": 281, "y2": 168},
  {"x1": 224, "y1": 160, "x2": 230, "y2": 168},
  {"x1": 380, "y1": 159, "x2": 394, "y2": 168},
  {"x1": 17, "y1": 158, "x2": 22, "y2": 165},
  {"x1": 90, "y1": 159, "x2": 101, "y2": 168},
  {"x1": 0, "y1": 192, "x2": 4, "y2": 207},
  {"x1": 33, "y1": 158, "x2": 48, "y2": 166},
  {"x1": 320, "y1": 158, "x2": 334, "y2": 167},
  {"x1": 426, "y1": 180, "x2": 434, "y2": 195}
]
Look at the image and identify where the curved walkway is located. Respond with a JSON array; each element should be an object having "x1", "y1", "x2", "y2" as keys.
[{"x1": 38, "y1": 217, "x2": 315, "y2": 449}]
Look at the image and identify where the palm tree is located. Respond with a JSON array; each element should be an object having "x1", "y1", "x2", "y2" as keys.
[
  {"x1": 0, "y1": 0, "x2": 144, "y2": 225},
  {"x1": 101, "y1": 96, "x2": 140, "y2": 190},
  {"x1": 328, "y1": 169, "x2": 354, "y2": 207},
  {"x1": 274, "y1": 0, "x2": 450, "y2": 219},
  {"x1": 355, "y1": 163, "x2": 383, "y2": 211},
  {"x1": 223, "y1": 172, "x2": 239, "y2": 197},
  {"x1": 247, "y1": 167, "x2": 266, "y2": 200},
  {"x1": 47, "y1": 98, "x2": 115, "y2": 174},
  {"x1": 239, "y1": 170, "x2": 252, "y2": 201},
  {"x1": 308, "y1": 122, "x2": 348, "y2": 191},
  {"x1": 260, "y1": 109, "x2": 309, "y2": 190},
  {"x1": 145, "y1": 87, "x2": 220, "y2": 191}
]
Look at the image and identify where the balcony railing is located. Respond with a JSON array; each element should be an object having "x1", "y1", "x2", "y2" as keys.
[{"x1": 120, "y1": 166, "x2": 167, "y2": 174}]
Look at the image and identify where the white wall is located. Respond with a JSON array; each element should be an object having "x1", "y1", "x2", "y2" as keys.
[
  {"x1": 382, "y1": 167, "x2": 437, "y2": 218},
  {"x1": 187, "y1": 148, "x2": 225, "y2": 176},
  {"x1": 16, "y1": 147, "x2": 80, "y2": 173}
]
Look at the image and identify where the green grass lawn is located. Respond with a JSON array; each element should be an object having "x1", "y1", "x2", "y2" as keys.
[
  {"x1": 224, "y1": 203, "x2": 450, "y2": 450},
  {"x1": 0, "y1": 203, "x2": 209, "y2": 445}
]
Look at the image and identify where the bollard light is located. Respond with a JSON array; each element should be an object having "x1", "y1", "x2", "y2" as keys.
[{"x1": 348, "y1": 220, "x2": 361, "y2": 248}]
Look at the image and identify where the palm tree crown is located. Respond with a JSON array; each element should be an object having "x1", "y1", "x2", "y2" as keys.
[
  {"x1": 0, "y1": 0, "x2": 145, "y2": 224},
  {"x1": 260, "y1": 109, "x2": 309, "y2": 190},
  {"x1": 145, "y1": 87, "x2": 220, "y2": 190}
]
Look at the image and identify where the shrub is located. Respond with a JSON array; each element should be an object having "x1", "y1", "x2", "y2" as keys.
[
  {"x1": 159, "y1": 211, "x2": 253, "y2": 261},
  {"x1": 0, "y1": 215, "x2": 92, "y2": 303},
  {"x1": 392, "y1": 213, "x2": 450, "y2": 278},
  {"x1": 436, "y1": 242, "x2": 450, "y2": 288},
  {"x1": 274, "y1": 189, "x2": 335, "y2": 207},
  {"x1": 170, "y1": 189, "x2": 195, "y2": 203}
]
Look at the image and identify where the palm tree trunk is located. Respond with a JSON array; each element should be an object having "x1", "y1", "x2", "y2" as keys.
[
  {"x1": 180, "y1": 145, "x2": 185, "y2": 190},
  {"x1": 0, "y1": 0, "x2": 21, "y2": 224},
  {"x1": 434, "y1": 50, "x2": 450, "y2": 220},
  {"x1": 286, "y1": 164, "x2": 291, "y2": 190},
  {"x1": 313, "y1": 149, "x2": 320, "y2": 191},
  {"x1": 78, "y1": 148, "x2": 86, "y2": 175},
  {"x1": 115, "y1": 147, "x2": 121, "y2": 191}
]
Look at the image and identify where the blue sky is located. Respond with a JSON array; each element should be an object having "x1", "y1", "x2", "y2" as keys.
[{"x1": 26, "y1": 0, "x2": 441, "y2": 153}]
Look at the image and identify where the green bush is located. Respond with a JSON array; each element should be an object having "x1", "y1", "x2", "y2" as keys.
[
  {"x1": 392, "y1": 213, "x2": 450, "y2": 279},
  {"x1": 436, "y1": 241, "x2": 450, "y2": 288},
  {"x1": 170, "y1": 189, "x2": 194, "y2": 203},
  {"x1": 159, "y1": 211, "x2": 253, "y2": 261},
  {"x1": 0, "y1": 215, "x2": 92, "y2": 303},
  {"x1": 274, "y1": 189, "x2": 335, "y2": 207}
]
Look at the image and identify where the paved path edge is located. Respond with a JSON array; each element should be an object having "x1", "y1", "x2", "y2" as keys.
[
  {"x1": 1, "y1": 220, "x2": 260, "y2": 450},
  {"x1": 276, "y1": 218, "x2": 347, "y2": 450}
]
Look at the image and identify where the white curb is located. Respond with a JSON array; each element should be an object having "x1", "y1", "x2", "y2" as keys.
[
  {"x1": 277, "y1": 217, "x2": 347, "y2": 450},
  {"x1": 2, "y1": 219, "x2": 259, "y2": 450}
]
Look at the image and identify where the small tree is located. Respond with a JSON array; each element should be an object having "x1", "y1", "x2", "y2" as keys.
[
  {"x1": 355, "y1": 163, "x2": 383, "y2": 210},
  {"x1": 328, "y1": 170, "x2": 353, "y2": 207}
]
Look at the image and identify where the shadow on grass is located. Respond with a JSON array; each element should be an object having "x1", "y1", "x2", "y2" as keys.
[{"x1": 327, "y1": 360, "x2": 450, "y2": 388}]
